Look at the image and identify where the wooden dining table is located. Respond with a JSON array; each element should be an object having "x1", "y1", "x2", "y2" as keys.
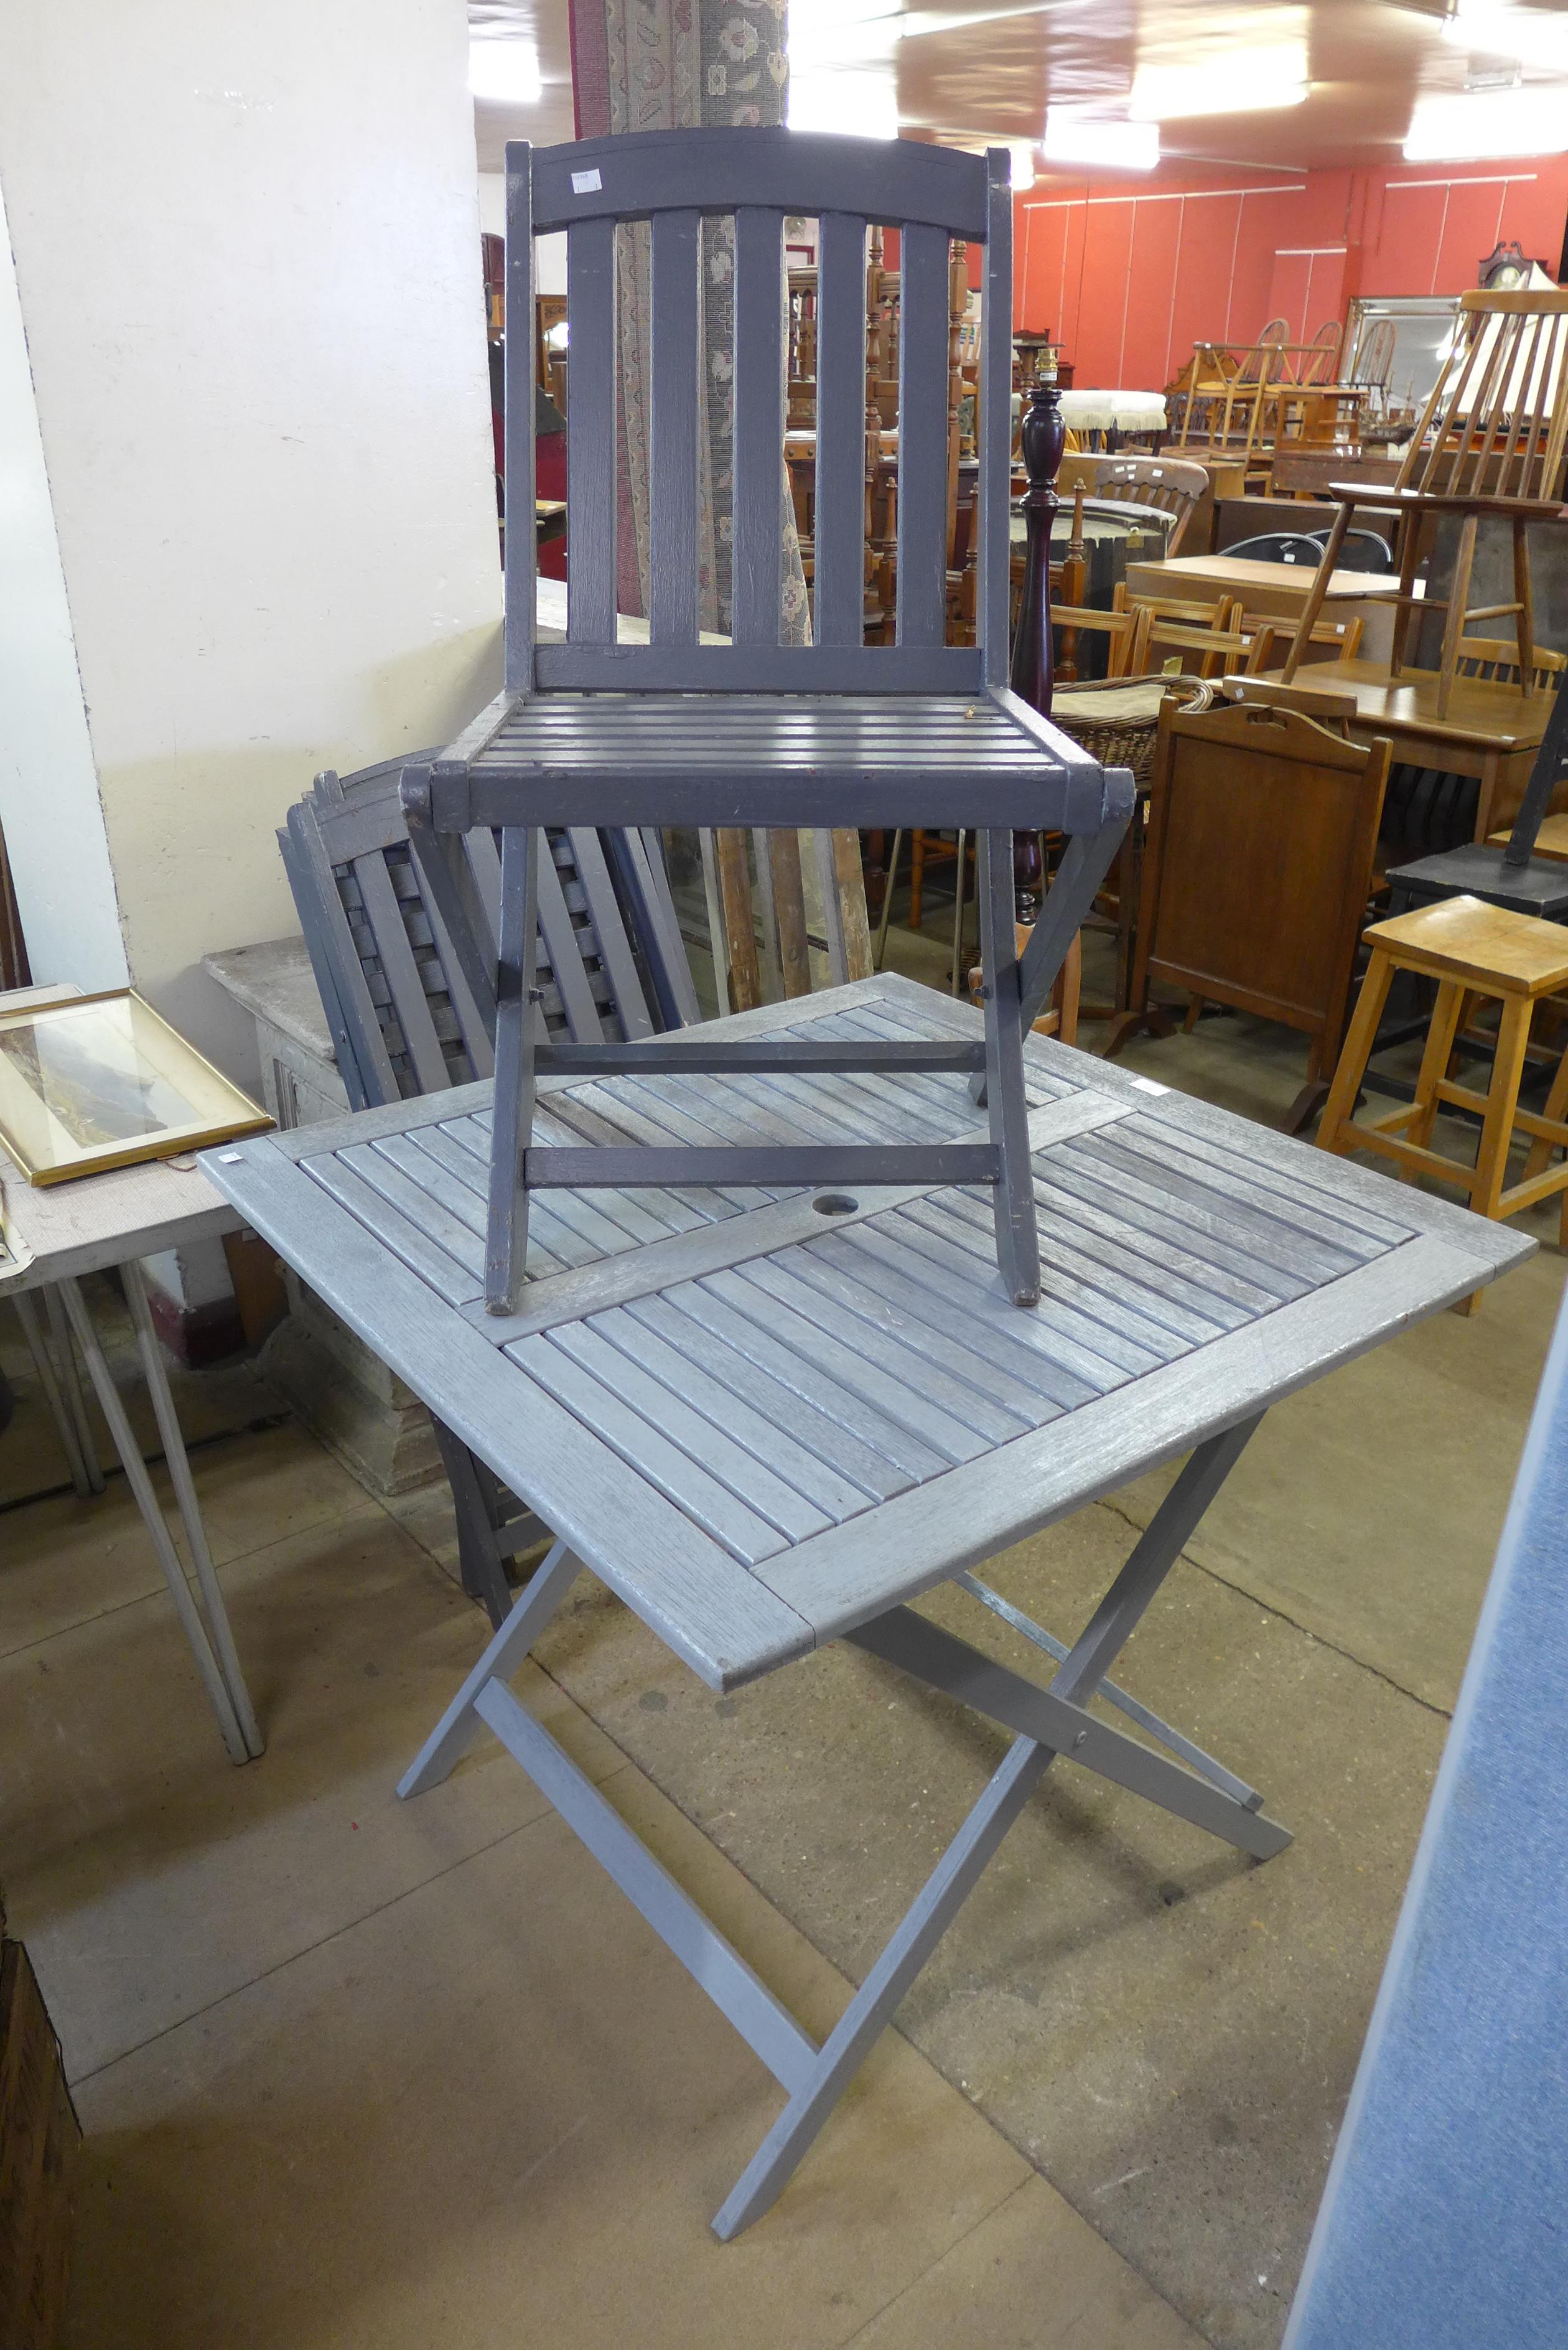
[{"x1": 1254, "y1": 658, "x2": 1562, "y2": 841}]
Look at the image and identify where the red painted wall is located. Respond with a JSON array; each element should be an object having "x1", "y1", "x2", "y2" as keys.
[{"x1": 1015, "y1": 155, "x2": 1568, "y2": 389}]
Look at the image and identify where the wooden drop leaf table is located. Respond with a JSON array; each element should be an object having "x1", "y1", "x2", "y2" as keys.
[{"x1": 200, "y1": 973, "x2": 1529, "y2": 2235}]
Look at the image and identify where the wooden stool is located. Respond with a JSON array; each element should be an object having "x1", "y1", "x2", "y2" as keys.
[{"x1": 1318, "y1": 896, "x2": 1568, "y2": 1257}]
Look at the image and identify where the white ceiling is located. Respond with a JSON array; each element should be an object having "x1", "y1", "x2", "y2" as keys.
[{"x1": 467, "y1": 0, "x2": 1568, "y2": 180}]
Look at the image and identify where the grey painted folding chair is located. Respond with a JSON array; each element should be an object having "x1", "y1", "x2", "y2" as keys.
[
  {"x1": 401, "y1": 127, "x2": 1132, "y2": 1316},
  {"x1": 280, "y1": 757, "x2": 698, "y2": 1621}
]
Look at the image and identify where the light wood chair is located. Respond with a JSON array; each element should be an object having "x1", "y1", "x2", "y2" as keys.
[
  {"x1": 1105, "y1": 696, "x2": 1392, "y2": 1131},
  {"x1": 1282, "y1": 287, "x2": 1568, "y2": 716},
  {"x1": 1245, "y1": 615, "x2": 1363, "y2": 673},
  {"x1": 1055, "y1": 453, "x2": 1208, "y2": 557},
  {"x1": 1318, "y1": 894, "x2": 1568, "y2": 1271},
  {"x1": 1114, "y1": 583, "x2": 1246, "y2": 678}
]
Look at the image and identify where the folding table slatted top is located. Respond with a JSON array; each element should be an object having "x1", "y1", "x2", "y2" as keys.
[
  {"x1": 200, "y1": 973, "x2": 1530, "y2": 2235},
  {"x1": 204, "y1": 975, "x2": 1528, "y2": 1683}
]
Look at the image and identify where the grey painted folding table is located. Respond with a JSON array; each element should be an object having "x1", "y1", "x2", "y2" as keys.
[{"x1": 200, "y1": 972, "x2": 1531, "y2": 2235}]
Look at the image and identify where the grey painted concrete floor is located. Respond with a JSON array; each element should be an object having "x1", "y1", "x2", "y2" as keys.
[{"x1": 2, "y1": 920, "x2": 1561, "y2": 2346}]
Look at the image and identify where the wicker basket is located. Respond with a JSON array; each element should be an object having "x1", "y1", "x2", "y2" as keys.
[{"x1": 1050, "y1": 673, "x2": 1213, "y2": 784}]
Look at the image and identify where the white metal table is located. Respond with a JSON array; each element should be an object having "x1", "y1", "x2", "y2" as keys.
[
  {"x1": 1, "y1": 1135, "x2": 263, "y2": 1766},
  {"x1": 200, "y1": 972, "x2": 1530, "y2": 2232}
]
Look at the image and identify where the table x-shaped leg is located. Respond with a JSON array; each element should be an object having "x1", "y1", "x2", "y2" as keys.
[{"x1": 398, "y1": 1413, "x2": 1283, "y2": 2240}]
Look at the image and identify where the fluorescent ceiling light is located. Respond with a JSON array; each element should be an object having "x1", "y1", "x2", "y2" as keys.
[
  {"x1": 1442, "y1": 2, "x2": 1568, "y2": 73},
  {"x1": 1131, "y1": 42, "x2": 1307, "y2": 119},
  {"x1": 788, "y1": 68, "x2": 902, "y2": 139},
  {"x1": 1404, "y1": 85, "x2": 1568, "y2": 158},
  {"x1": 1042, "y1": 109, "x2": 1159, "y2": 170},
  {"x1": 469, "y1": 32, "x2": 543, "y2": 105},
  {"x1": 1006, "y1": 139, "x2": 1037, "y2": 192}
]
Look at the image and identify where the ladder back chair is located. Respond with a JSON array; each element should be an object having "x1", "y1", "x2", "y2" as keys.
[
  {"x1": 1055, "y1": 452, "x2": 1208, "y2": 557},
  {"x1": 1282, "y1": 288, "x2": 1568, "y2": 715},
  {"x1": 403, "y1": 128, "x2": 1129, "y2": 1315},
  {"x1": 280, "y1": 760, "x2": 698, "y2": 1623}
]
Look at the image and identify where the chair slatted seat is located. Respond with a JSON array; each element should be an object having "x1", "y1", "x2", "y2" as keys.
[
  {"x1": 403, "y1": 126, "x2": 1131, "y2": 1316},
  {"x1": 279, "y1": 755, "x2": 697, "y2": 1623}
]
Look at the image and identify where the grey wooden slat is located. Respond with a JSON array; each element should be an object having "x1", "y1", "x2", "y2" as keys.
[
  {"x1": 299, "y1": 1153, "x2": 480, "y2": 1304},
  {"x1": 534, "y1": 842, "x2": 602, "y2": 1041},
  {"x1": 201, "y1": 1138, "x2": 812, "y2": 1687},
  {"x1": 560, "y1": 1077, "x2": 788, "y2": 1202},
  {"x1": 617, "y1": 827, "x2": 701, "y2": 1029},
  {"x1": 349, "y1": 852, "x2": 450, "y2": 1095},
  {"x1": 801, "y1": 1222, "x2": 1130, "y2": 1403},
  {"x1": 699, "y1": 1263, "x2": 990, "y2": 1467},
  {"x1": 732, "y1": 207, "x2": 785, "y2": 647},
  {"x1": 730, "y1": 1255, "x2": 1031, "y2": 1447},
  {"x1": 758, "y1": 1235, "x2": 1490, "y2": 1642},
  {"x1": 1111, "y1": 1122, "x2": 1393, "y2": 1263},
  {"x1": 1034, "y1": 1153, "x2": 1302, "y2": 1313},
  {"x1": 1080, "y1": 1129, "x2": 1371, "y2": 1283},
  {"x1": 535, "y1": 1039, "x2": 984, "y2": 1075},
  {"x1": 1141, "y1": 1111, "x2": 1417, "y2": 1252},
  {"x1": 1058, "y1": 1137, "x2": 1324, "y2": 1297},
  {"x1": 530, "y1": 126, "x2": 988, "y2": 242},
  {"x1": 814, "y1": 210, "x2": 869, "y2": 648},
  {"x1": 566, "y1": 215, "x2": 617, "y2": 645},
  {"x1": 546, "y1": 1319, "x2": 836, "y2": 1543},
  {"x1": 393, "y1": 1123, "x2": 584, "y2": 1273},
  {"x1": 570, "y1": 829, "x2": 656, "y2": 1041},
  {"x1": 895, "y1": 221, "x2": 952, "y2": 651},
  {"x1": 529, "y1": 644, "x2": 984, "y2": 696},
  {"x1": 436, "y1": 1108, "x2": 706, "y2": 1245},
  {"x1": 1015, "y1": 1171, "x2": 1258, "y2": 1329},
  {"x1": 505, "y1": 143, "x2": 537, "y2": 691},
  {"x1": 618, "y1": 1290, "x2": 918, "y2": 1505},
  {"x1": 508, "y1": 1330, "x2": 792, "y2": 1566},
  {"x1": 978, "y1": 147, "x2": 1012, "y2": 688},
  {"x1": 538, "y1": 1084, "x2": 762, "y2": 1215},
  {"x1": 590, "y1": 1304, "x2": 874, "y2": 1525},
  {"x1": 336, "y1": 1141, "x2": 488, "y2": 1278},
  {"x1": 486, "y1": 824, "x2": 541, "y2": 1309},
  {"x1": 278, "y1": 822, "x2": 371, "y2": 1115},
  {"x1": 869, "y1": 1200, "x2": 1199, "y2": 1363},
  {"x1": 421, "y1": 860, "x2": 495, "y2": 1082},
  {"x1": 286, "y1": 803, "x2": 400, "y2": 1106},
  {"x1": 978, "y1": 828, "x2": 1040, "y2": 1303},
  {"x1": 464, "y1": 825, "x2": 504, "y2": 950},
  {"x1": 910, "y1": 1189, "x2": 1234, "y2": 1346},
  {"x1": 649, "y1": 208, "x2": 701, "y2": 645}
]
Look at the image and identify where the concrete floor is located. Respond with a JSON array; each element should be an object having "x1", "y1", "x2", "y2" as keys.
[{"x1": 1, "y1": 915, "x2": 1562, "y2": 2347}]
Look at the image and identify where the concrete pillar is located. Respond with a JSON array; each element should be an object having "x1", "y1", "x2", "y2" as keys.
[{"x1": 0, "y1": 0, "x2": 503, "y2": 1346}]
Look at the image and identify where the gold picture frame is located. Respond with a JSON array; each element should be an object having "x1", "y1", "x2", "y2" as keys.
[{"x1": 0, "y1": 989, "x2": 272, "y2": 1186}]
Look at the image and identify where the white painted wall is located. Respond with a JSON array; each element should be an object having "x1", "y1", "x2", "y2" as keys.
[
  {"x1": 0, "y1": 179, "x2": 125, "y2": 991},
  {"x1": 0, "y1": 0, "x2": 505, "y2": 1077}
]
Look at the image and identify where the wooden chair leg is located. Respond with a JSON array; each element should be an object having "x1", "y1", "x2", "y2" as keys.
[
  {"x1": 1317, "y1": 948, "x2": 1394, "y2": 1156},
  {"x1": 1513, "y1": 516, "x2": 1536, "y2": 696},
  {"x1": 1523, "y1": 1029, "x2": 1568, "y2": 1181},
  {"x1": 1055, "y1": 931, "x2": 1081, "y2": 1047},
  {"x1": 486, "y1": 824, "x2": 540, "y2": 1315},
  {"x1": 1470, "y1": 994, "x2": 1534, "y2": 1220},
  {"x1": 1407, "y1": 981, "x2": 1467, "y2": 1151},
  {"x1": 978, "y1": 828, "x2": 1040, "y2": 1306},
  {"x1": 1182, "y1": 995, "x2": 1205, "y2": 1033},
  {"x1": 1435, "y1": 515, "x2": 1479, "y2": 722},
  {"x1": 1281, "y1": 502, "x2": 1349, "y2": 682},
  {"x1": 1389, "y1": 512, "x2": 1424, "y2": 678}
]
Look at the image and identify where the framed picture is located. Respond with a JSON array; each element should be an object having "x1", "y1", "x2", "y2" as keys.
[{"x1": 0, "y1": 990, "x2": 271, "y2": 1186}]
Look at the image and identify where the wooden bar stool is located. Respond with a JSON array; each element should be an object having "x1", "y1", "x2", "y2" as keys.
[{"x1": 1318, "y1": 895, "x2": 1568, "y2": 1258}]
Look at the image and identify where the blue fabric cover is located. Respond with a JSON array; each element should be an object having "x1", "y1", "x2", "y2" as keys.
[{"x1": 1286, "y1": 1287, "x2": 1568, "y2": 2345}]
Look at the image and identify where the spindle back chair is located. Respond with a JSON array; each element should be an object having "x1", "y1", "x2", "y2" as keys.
[{"x1": 404, "y1": 128, "x2": 1129, "y2": 1316}]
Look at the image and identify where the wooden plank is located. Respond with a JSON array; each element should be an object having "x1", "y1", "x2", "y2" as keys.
[
  {"x1": 530, "y1": 642, "x2": 984, "y2": 696},
  {"x1": 569, "y1": 828, "x2": 656, "y2": 1041},
  {"x1": 543, "y1": 1319, "x2": 838, "y2": 1543},
  {"x1": 299, "y1": 1153, "x2": 482, "y2": 1305},
  {"x1": 1080, "y1": 1128, "x2": 1372, "y2": 1284},
  {"x1": 534, "y1": 843, "x2": 603, "y2": 1041},
  {"x1": 648, "y1": 208, "x2": 701, "y2": 645},
  {"x1": 914, "y1": 1187, "x2": 1238, "y2": 1343},
  {"x1": 755, "y1": 1235, "x2": 1518, "y2": 1642},
  {"x1": 978, "y1": 148, "x2": 1012, "y2": 688},
  {"x1": 715, "y1": 828, "x2": 762, "y2": 1011},
  {"x1": 769, "y1": 830, "x2": 813, "y2": 998},
  {"x1": 199, "y1": 1138, "x2": 813, "y2": 1687},
  {"x1": 508, "y1": 1329, "x2": 793, "y2": 1565},
  {"x1": 349, "y1": 852, "x2": 450, "y2": 1095},
  {"x1": 505, "y1": 144, "x2": 536, "y2": 690},
  {"x1": 700, "y1": 1262, "x2": 992, "y2": 1467},
  {"x1": 895, "y1": 222, "x2": 953, "y2": 650},
  {"x1": 731, "y1": 207, "x2": 785, "y2": 647},
  {"x1": 730, "y1": 1255, "x2": 1032, "y2": 1446},
  {"x1": 814, "y1": 210, "x2": 868, "y2": 649},
  {"x1": 286, "y1": 803, "x2": 400, "y2": 1105},
  {"x1": 566, "y1": 215, "x2": 617, "y2": 645},
  {"x1": 1058, "y1": 1135, "x2": 1330, "y2": 1294}
]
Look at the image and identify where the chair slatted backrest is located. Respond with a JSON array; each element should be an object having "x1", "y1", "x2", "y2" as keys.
[
  {"x1": 506, "y1": 128, "x2": 1012, "y2": 698},
  {"x1": 1399, "y1": 288, "x2": 1568, "y2": 503},
  {"x1": 1056, "y1": 454, "x2": 1208, "y2": 556},
  {"x1": 281, "y1": 762, "x2": 697, "y2": 1112}
]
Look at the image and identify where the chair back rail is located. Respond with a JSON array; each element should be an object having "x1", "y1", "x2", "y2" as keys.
[
  {"x1": 1400, "y1": 289, "x2": 1568, "y2": 504},
  {"x1": 513, "y1": 127, "x2": 1010, "y2": 695}
]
